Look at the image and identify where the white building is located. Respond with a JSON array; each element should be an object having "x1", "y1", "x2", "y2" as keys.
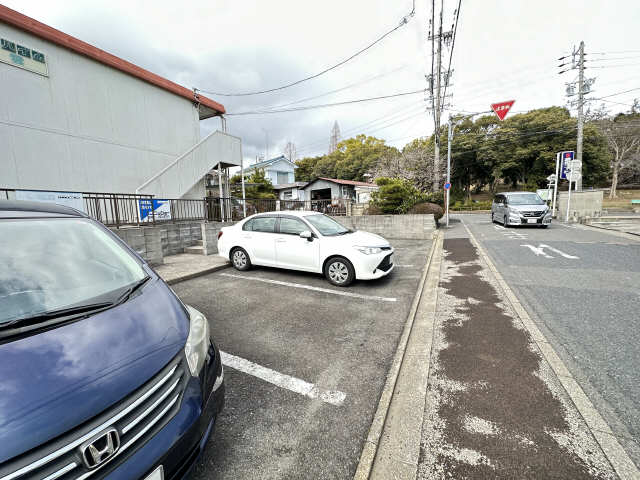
[
  {"x1": 273, "y1": 182, "x2": 308, "y2": 200},
  {"x1": 242, "y1": 155, "x2": 297, "y2": 186},
  {"x1": 0, "y1": 5, "x2": 241, "y2": 200},
  {"x1": 303, "y1": 178, "x2": 378, "y2": 203}
]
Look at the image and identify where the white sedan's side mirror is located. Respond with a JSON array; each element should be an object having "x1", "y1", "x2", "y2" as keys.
[{"x1": 299, "y1": 230, "x2": 313, "y2": 241}]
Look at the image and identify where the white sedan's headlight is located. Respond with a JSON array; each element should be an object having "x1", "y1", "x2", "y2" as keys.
[
  {"x1": 185, "y1": 305, "x2": 210, "y2": 377},
  {"x1": 355, "y1": 246, "x2": 383, "y2": 255}
]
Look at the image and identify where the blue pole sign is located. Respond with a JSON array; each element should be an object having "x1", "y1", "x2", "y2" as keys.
[
  {"x1": 444, "y1": 182, "x2": 451, "y2": 190},
  {"x1": 560, "y1": 151, "x2": 574, "y2": 180}
]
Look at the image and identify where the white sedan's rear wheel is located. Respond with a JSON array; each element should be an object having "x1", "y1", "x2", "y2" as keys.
[
  {"x1": 231, "y1": 248, "x2": 251, "y2": 271},
  {"x1": 324, "y1": 257, "x2": 355, "y2": 287}
]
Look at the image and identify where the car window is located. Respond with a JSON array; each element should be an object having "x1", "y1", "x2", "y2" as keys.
[
  {"x1": 304, "y1": 214, "x2": 350, "y2": 236},
  {"x1": 279, "y1": 217, "x2": 308, "y2": 235},
  {"x1": 494, "y1": 196, "x2": 502, "y2": 204},
  {"x1": 242, "y1": 219, "x2": 254, "y2": 231},
  {"x1": 251, "y1": 217, "x2": 277, "y2": 233},
  {"x1": 507, "y1": 194, "x2": 545, "y2": 205}
]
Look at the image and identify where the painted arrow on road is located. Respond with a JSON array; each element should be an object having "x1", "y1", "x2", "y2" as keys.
[{"x1": 520, "y1": 244, "x2": 580, "y2": 259}]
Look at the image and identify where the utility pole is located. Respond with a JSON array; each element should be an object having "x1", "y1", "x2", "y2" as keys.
[
  {"x1": 559, "y1": 41, "x2": 593, "y2": 191},
  {"x1": 446, "y1": 116, "x2": 452, "y2": 227},
  {"x1": 432, "y1": 0, "x2": 443, "y2": 191},
  {"x1": 576, "y1": 40, "x2": 585, "y2": 191}
]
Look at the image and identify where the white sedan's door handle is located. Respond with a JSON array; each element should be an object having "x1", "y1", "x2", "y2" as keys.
[
  {"x1": 275, "y1": 238, "x2": 286, "y2": 243},
  {"x1": 241, "y1": 234, "x2": 252, "y2": 239}
]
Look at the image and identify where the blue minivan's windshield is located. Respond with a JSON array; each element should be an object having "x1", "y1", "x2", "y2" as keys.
[
  {"x1": 508, "y1": 194, "x2": 545, "y2": 205},
  {"x1": 0, "y1": 218, "x2": 146, "y2": 326},
  {"x1": 304, "y1": 214, "x2": 350, "y2": 236}
]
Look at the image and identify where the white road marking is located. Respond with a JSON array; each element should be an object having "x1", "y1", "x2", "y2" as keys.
[
  {"x1": 520, "y1": 244, "x2": 580, "y2": 259},
  {"x1": 220, "y1": 272, "x2": 397, "y2": 302},
  {"x1": 521, "y1": 244, "x2": 554, "y2": 258},
  {"x1": 220, "y1": 351, "x2": 346, "y2": 406},
  {"x1": 394, "y1": 264, "x2": 415, "y2": 267},
  {"x1": 539, "y1": 244, "x2": 580, "y2": 259}
]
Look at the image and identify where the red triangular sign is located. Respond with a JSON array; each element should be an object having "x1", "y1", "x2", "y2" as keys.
[{"x1": 491, "y1": 100, "x2": 515, "y2": 121}]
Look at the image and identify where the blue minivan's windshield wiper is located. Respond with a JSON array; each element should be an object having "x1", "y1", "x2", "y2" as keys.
[
  {"x1": 113, "y1": 275, "x2": 151, "y2": 306},
  {"x1": 1, "y1": 302, "x2": 114, "y2": 330},
  {"x1": 0, "y1": 276, "x2": 151, "y2": 336}
]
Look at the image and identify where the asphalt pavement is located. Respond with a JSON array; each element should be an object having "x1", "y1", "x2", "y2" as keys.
[
  {"x1": 459, "y1": 214, "x2": 640, "y2": 470},
  {"x1": 170, "y1": 239, "x2": 432, "y2": 479}
]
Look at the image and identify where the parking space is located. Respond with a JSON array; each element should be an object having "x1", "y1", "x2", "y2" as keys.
[{"x1": 170, "y1": 239, "x2": 432, "y2": 479}]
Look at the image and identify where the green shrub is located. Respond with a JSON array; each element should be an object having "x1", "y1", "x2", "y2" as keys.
[
  {"x1": 370, "y1": 177, "x2": 427, "y2": 214},
  {"x1": 408, "y1": 202, "x2": 444, "y2": 221}
]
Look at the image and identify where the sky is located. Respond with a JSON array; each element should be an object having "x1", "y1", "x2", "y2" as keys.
[{"x1": 5, "y1": 0, "x2": 640, "y2": 166}]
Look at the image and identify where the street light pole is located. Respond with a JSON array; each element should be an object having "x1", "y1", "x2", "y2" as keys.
[{"x1": 446, "y1": 116, "x2": 452, "y2": 227}]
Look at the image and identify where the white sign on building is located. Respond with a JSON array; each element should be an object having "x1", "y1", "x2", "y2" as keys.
[
  {"x1": 15, "y1": 190, "x2": 85, "y2": 212},
  {"x1": 0, "y1": 37, "x2": 48, "y2": 76}
]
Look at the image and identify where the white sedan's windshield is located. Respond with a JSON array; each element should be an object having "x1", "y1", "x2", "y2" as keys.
[
  {"x1": 0, "y1": 218, "x2": 146, "y2": 325},
  {"x1": 304, "y1": 214, "x2": 350, "y2": 236}
]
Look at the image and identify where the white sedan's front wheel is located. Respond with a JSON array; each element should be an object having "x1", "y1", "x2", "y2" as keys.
[{"x1": 324, "y1": 257, "x2": 355, "y2": 287}]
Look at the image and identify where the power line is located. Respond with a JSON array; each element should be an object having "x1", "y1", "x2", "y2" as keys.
[
  {"x1": 196, "y1": 5, "x2": 415, "y2": 97},
  {"x1": 441, "y1": 0, "x2": 462, "y2": 103},
  {"x1": 296, "y1": 102, "x2": 425, "y2": 153},
  {"x1": 225, "y1": 88, "x2": 426, "y2": 116},
  {"x1": 250, "y1": 65, "x2": 409, "y2": 111}
]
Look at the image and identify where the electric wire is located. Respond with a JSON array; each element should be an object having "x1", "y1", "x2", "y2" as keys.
[{"x1": 196, "y1": 4, "x2": 415, "y2": 97}]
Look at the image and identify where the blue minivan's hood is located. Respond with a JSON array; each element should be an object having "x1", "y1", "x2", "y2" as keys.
[{"x1": 0, "y1": 278, "x2": 189, "y2": 463}]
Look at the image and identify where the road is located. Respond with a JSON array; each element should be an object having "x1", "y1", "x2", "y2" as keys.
[
  {"x1": 171, "y1": 239, "x2": 432, "y2": 479},
  {"x1": 459, "y1": 214, "x2": 640, "y2": 467}
]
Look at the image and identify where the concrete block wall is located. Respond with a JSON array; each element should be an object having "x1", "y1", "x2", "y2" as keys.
[
  {"x1": 159, "y1": 221, "x2": 203, "y2": 256},
  {"x1": 110, "y1": 220, "x2": 212, "y2": 266},
  {"x1": 557, "y1": 191, "x2": 603, "y2": 221},
  {"x1": 331, "y1": 214, "x2": 436, "y2": 240},
  {"x1": 111, "y1": 226, "x2": 163, "y2": 266},
  {"x1": 202, "y1": 221, "x2": 236, "y2": 255}
]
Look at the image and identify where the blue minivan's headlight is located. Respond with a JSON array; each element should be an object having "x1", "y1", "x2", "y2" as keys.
[{"x1": 185, "y1": 306, "x2": 210, "y2": 377}]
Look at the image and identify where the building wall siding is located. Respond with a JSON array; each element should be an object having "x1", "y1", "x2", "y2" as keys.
[{"x1": 0, "y1": 22, "x2": 200, "y2": 194}]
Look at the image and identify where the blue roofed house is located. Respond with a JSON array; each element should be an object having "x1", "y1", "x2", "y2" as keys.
[{"x1": 243, "y1": 155, "x2": 297, "y2": 187}]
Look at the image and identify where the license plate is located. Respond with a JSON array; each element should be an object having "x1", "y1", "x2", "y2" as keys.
[
  {"x1": 145, "y1": 466, "x2": 164, "y2": 480},
  {"x1": 527, "y1": 219, "x2": 537, "y2": 224}
]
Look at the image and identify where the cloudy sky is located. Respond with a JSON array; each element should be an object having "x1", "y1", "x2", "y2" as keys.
[{"x1": 6, "y1": 0, "x2": 640, "y2": 165}]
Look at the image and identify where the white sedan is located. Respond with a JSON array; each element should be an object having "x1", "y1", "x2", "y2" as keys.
[{"x1": 217, "y1": 211, "x2": 394, "y2": 286}]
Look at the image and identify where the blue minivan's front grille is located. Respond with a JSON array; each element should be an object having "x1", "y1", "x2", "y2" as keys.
[{"x1": 0, "y1": 355, "x2": 186, "y2": 480}]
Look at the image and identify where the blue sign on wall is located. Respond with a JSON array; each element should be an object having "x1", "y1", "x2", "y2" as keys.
[
  {"x1": 139, "y1": 199, "x2": 171, "y2": 221},
  {"x1": 560, "y1": 151, "x2": 574, "y2": 180}
]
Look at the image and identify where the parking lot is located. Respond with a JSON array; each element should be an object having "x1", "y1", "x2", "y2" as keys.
[{"x1": 171, "y1": 238, "x2": 433, "y2": 479}]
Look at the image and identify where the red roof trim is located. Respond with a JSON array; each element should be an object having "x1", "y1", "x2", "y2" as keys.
[
  {"x1": 317, "y1": 177, "x2": 375, "y2": 187},
  {"x1": 0, "y1": 5, "x2": 225, "y2": 115}
]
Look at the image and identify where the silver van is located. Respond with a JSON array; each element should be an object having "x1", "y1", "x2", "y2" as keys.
[{"x1": 491, "y1": 192, "x2": 552, "y2": 228}]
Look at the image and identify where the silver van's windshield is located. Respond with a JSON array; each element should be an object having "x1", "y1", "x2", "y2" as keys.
[
  {"x1": 0, "y1": 218, "x2": 146, "y2": 326},
  {"x1": 507, "y1": 194, "x2": 545, "y2": 205}
]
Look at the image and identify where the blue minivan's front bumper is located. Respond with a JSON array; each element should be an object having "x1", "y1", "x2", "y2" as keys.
[{"x1": 104, "y1": 342, "x2": 224, "y2": 480}]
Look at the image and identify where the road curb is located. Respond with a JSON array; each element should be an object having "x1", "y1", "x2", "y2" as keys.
[
  {"x1": 579, "y1": 222, "x2": 640, "y2": 240},
  {"x1": 463, "y1": 222, "x2": 640, "y2": 480},
  {"x1": 353, "y1": 232, "x2": 443, "y2": 480},
  {"x1": 164, "y1": 262, "x2": 231, "y2": 285}
]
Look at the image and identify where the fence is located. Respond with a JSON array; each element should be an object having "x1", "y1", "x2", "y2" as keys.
[{"x1": 2, "y1": 188, "x2": 353, "y2": 227}]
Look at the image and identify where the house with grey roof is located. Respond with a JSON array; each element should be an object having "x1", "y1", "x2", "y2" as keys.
[{"x1": 243, "y1": 155, "x2": 297, "y2": 186}]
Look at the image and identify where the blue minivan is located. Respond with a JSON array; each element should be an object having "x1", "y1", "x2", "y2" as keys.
[{"x1": 0, "y1": 201, "x2": 224, "y2": 480}]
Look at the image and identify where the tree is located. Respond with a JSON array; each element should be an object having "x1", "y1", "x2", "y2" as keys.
[
  {"x1": 596, "y1": 112, "x2": 640, "y2": 198},
  {"x1": 370, "y1": 177, "x2": 426, "y2": 214},
  {"x1": 231, "y1": 169, "x2": 276, "y2": 199},
  {"x1": 295, "y1": 156, "x2": 320, "y2": 181}
]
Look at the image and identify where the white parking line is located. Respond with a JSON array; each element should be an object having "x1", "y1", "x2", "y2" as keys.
[
  {"x1": 220, "y1": 351, "x2": 346, "y2": 406},
  {"x1": 220, "y1": 272, "x2": 397, "y2": 302},
  {"x1": 394, "y1": 264, "x2": 415, "y2": 267}
]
